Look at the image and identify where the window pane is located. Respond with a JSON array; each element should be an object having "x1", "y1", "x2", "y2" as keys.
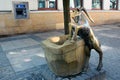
[
  {"x1": 74, "y1": 0, "x2": 81, "y2": 8},
  {"x1": 70, "y1": 0, "x2": 74, "y2": 8},
  {"x1": 49, "y1": 0, "x2": 56, "y2": 8},
  {"x1": 92, "y1": 0, "x2": 101, "y2": 9},
  {"x1": 110, "y1": 0, "x2": 117, "y2": 9},
  {"x1": 70, "y1": 0, "x2": 81, "y2": 8},
  {"x1": 38, "y1": 0, "x2": 45, "y2": 8},
  {"x1": 38, "y1": 0, "x2": 56, "y2": 9}
]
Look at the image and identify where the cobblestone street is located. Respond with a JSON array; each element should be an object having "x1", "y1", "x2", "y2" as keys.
[{"x1": 0, "y1": 23, "x2": 120, "y2": 80}]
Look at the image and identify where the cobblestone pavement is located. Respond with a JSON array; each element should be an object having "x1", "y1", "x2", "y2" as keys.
[{"x1": 0, "y1": 23, "x2": 120, "y2": 80}]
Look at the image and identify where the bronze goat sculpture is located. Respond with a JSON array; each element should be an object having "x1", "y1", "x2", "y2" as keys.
[{"x1": 69, "y1": 7, "x2": 103, "y2": 72}]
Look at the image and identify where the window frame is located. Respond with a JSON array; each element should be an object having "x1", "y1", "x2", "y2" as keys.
[
  {"x1": 38, "y1": 0, "x2": 58, "y2": 10},
  {"x1": 110, "y1": 0, "x2": 118, "y2": 10},
  {"x1": 92, "y1": 0, "x2": 103, "y2": 10}
]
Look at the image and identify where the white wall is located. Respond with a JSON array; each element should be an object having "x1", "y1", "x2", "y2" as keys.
[
  {"x1": 0, "y1": 0, "x2": 12, "y2": 10},
  {"x1": 83, "y1": 0, "x2": 92, "y2": 10},
  {"x1": 0, "y1": 0, "x2": 38, "y2": 11},
  {"x1": 103, "y1": 0, "x2": 110, "y2": 10},
  {"x1": 118, "y1": 0, "x2": 120, "y2": 10},
  {"x1": 12, "y1": 0, "x2": 38, "y2": 10},
  {"x1": 0, "y1": 0, "x2": 64, "y2": 11},
  {"x1": 57, "y1": 0, "x2": 63, "y2": 10}
]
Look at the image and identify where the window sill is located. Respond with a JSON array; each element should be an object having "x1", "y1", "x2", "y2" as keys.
[
  {"x1": 30, "y1": 9, "x2": 120, "y2": 13},
  {"x1": 0, "y1": 10, "x2": 12, "y2": 14}
]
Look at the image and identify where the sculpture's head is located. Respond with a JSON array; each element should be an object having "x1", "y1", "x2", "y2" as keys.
[
  {"x1": 71, "y1": 7, "x2": 95, "y2": 23},
  {"x1": 71, "y1": 8, "x2": 81, "y2": 23}
]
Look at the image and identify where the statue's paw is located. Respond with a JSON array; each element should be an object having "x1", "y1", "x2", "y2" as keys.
[{"x1": 96, "y1": 63, "x2": 103, "y2": 71}]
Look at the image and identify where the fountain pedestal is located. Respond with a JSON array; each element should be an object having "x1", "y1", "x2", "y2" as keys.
[{"x1": 42, "y1": 35, "x2": 86, "y2": 76}]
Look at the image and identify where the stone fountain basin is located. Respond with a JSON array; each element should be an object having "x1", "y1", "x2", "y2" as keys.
[{"x1": 41, "y1": 35, "x2": 86, "y2": 77}]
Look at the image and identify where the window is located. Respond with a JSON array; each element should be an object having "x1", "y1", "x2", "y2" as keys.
[
  {"x1": 110, "y1": 0, "x2": 118, "y2": 10},
  {"x1": 70, "y1": 0, "x2": 83, "y2": 8},
  {"x1": 38, "y1": 0, "x2": 57, "y2": 10},
  {"x1": 92, "y1": 0, "x2": 103, "y2": 10}
]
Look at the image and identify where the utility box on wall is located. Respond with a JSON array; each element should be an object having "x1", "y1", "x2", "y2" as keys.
[{"x1": 13, "y1": 2, "x2": 29, "y2": 19}]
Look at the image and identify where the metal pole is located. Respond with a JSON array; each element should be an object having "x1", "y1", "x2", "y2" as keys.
[{"x1": 63, "y1": 0, "x2": 70, "y2": 34}]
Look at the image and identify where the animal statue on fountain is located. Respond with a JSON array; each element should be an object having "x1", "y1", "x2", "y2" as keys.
[{"x1": 69, "y1": 7, "x2": 103, "y2": 72}]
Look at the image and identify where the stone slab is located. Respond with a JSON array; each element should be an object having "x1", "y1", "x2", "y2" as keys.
[
  {"x1": 39, "y1": 64, "x2": 106, "y2": 80},
  {"x1": 10, "y1": 64, "x2": 106, "y2": 80}
]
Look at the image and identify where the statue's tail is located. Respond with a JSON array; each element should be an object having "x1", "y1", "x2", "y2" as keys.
[{"x1": 79, "y1": 7, "x2": 95, "y2": 23}]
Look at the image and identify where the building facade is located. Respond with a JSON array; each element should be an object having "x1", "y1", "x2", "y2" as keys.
[
  {"x1": 0, "y1": 0, "x2": 120, "y2": 11},
  {"x1": 0, "y1": 0, "x2": 120, "y2": 35}
]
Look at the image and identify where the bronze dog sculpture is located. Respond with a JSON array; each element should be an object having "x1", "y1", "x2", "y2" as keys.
[{"x1": 69, "y1": 7, "x2": 103, "y2": 71}]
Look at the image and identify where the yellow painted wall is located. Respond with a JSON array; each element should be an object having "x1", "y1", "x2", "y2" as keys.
[
  {"x1": 0, "y1": 12, "x2": 64, "y2": 35},
  {"x1": 89, "y1": 11, "x2": 120, "y2": 26},
  {"x1": 0, "y1": 11, "x2": 120, "y2": 35}
]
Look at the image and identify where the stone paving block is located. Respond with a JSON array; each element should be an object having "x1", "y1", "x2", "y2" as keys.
[
  {"x1": 29, "y1": 74, "x2": 44, "y2": 80},
  {"x1": 6, "y1": 45, "x2": 47, "y2": 73},
  {"x1": 24, "y1": 64, "x2": 105, "y2": 80},
  {"x1": 80, "y1": 73, "x2": 91, "y2": 80},
  {"x1": 15, "y1": 71, "x2": 33, "y2": 80},
  {"x1": 14, "y1": 67, "x2": 45, "y2": 80},
  {"x1": 56, "y1": 77, "x2": 63, "y2": 80},
  {"x1": 11, "y1": 63, "x2": 105, "y2": 80},
  {"x1": 0, "y1": 41, "x2": 15, "y2": 51},
  {"x1": 12, "y1": 62, "x2": 35, "y2": 72},
  {"x1": 2, "y1": 54, "x2": 105, "y2": 80},
  {"x1": 0, "y1": 34, "x2": 29, "y2": 42},
  {"x1": 6, "y1": 45, "x2": 43, "y2": 58},
  {"x1": 7, "y1": 54, "x2": 29, "y2": 65},
  {"x1": 30, "y1": 34, "x2": 42, "y2": 42},
  {"x1": 32, "y1": 57, "x2": 47, "y2": 66},
  {"x1": 11, "y1": 38, "x2": 40, "y2": 49},
  {"x1": 23, "y1": 38, "x2": 40, "y2": 45},
  {"x1": 2, "y1": 38, "x2": 40, "y2": 51},
  {"x1": 75, "y1": 75, "x2": 84, "y2": 80},
  {"x1": 0, "y1": 45, "x2": 3, "y2": 52},
  {"x1": 0, "y1": 66, "x2": 15, "y2": 79},
  {"x1": 11, "y1": 40, "x2": 29, "y2": 49},
  {"x1": 105, "y1": 76, "x2": 114, "y2": 80},
  {"x1": 1, "y1": 74, "x2": 16, "y2": 80},
  {"x1": 0, "y1": 53, "x2": 11, "y2": 67}
]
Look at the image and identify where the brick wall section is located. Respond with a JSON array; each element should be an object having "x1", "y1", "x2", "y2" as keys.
[{"x1": 0, "y1": 11, "x2": 120, "y2": 35}]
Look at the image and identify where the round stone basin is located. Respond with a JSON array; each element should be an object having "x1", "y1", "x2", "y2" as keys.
[{"x1": 41, "y1": 35, "x2": 86, "y2": 77}]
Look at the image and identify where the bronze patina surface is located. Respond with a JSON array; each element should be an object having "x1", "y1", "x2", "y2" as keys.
[{"x1": 69, "y1": 7, "x2": 103, "y2": 71}]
